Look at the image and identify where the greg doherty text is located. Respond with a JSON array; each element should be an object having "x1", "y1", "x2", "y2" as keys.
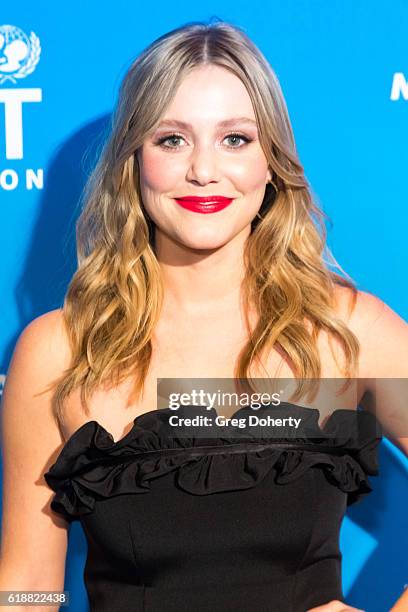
[{"x1": 168, "y1": 415, "x2": 302, "y2": 429}]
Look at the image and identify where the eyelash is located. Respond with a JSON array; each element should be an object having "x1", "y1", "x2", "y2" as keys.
[{"x1": 154, "y1": 132, "x2": 253, "y2": 150}]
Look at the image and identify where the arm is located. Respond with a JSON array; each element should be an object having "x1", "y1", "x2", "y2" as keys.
[
  {"x1": 356, "y1": 291, "x2": 408, "y2": 457},
  {"x1": 0, "y1": 310, "x2": 72, "y2": 610},
  {"x1": 352, "y1": 291, "x2": 408, "y2": 610}
]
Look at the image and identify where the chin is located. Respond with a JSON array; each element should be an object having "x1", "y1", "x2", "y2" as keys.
[
  {"x1": 175, "y1": 232, "x2": 234, "y2": 251},
  {"x1": 181, "y1": 238, "x2": 230, "y2": 251}
]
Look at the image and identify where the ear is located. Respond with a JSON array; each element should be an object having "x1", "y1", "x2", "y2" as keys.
[{"x1": 266, "y1": 167, "x2": 272, "y2": 183}]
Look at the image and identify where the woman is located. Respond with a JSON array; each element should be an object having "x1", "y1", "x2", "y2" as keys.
[{"x1": 0, "y1": 19, "x2": 407, "y2": 612}]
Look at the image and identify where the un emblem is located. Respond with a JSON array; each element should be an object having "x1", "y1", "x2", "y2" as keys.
[{"x1": 0, "y1": 24, "x2": 41, "y2": 85}]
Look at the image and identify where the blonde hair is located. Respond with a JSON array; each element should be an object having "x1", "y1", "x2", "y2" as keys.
[{"x1": 44, "y1": 19, "x2": 359, "y2": 430}]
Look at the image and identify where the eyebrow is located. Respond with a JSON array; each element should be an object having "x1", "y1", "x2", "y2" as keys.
[{"x1": 156, "y1": 117, "x2": 258, "y2": 129}]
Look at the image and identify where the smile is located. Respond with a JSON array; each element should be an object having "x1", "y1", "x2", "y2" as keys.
[{"x1": 174, "y1": 196, "x2": 234, "y2": 214}]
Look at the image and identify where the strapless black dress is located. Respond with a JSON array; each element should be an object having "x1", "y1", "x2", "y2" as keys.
[{"x1": 44, "y1": 403, "x2": 382, "y2": 612}]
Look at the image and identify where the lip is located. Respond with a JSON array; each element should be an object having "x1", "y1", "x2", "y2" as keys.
[{"x1": 174, "y1": 195, "x2": 234, "y2": 214}]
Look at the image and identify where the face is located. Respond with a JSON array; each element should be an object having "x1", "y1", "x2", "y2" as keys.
[{"x1": 136, "y1": 64, "x2": 272, "y2": 252}]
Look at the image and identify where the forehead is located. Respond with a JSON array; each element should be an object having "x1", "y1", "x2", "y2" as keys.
[{"x1": 159, "y1": 65, "x2": 256, "y2": 127}]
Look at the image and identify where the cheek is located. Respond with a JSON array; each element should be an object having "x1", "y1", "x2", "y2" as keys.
[
  {"x1": 139, "y1": 148, "x2": 182, "y2": 193},
  {"x1": 227, "y1": 153, "x2": 268, "y2": 193}
]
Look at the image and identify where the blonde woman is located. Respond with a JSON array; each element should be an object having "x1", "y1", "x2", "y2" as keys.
[{"x1": 1, "y1": 19, "x2": 407, "y2": 612}]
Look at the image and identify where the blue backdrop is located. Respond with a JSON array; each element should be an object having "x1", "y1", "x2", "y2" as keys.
[{"x1": 0, "y1": 2, "x2": 407, "y2": 611}]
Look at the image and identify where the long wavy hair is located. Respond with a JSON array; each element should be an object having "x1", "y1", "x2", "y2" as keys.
[{"x1": 43, "y1": 19, "x2": 360, "y2": 431}]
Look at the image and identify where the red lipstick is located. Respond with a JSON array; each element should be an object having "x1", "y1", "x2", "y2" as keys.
[{"x1": 174, "y1": 195, "x2": 234, "y2": 214}]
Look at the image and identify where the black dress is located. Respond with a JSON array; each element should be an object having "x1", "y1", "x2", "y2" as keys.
[{"x1": 44, "y1": 403, "x2": 382, "y2": 612}]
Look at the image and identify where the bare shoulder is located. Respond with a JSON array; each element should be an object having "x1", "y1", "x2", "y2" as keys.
[
  {"x1": 333, "y1": 284, "x2": 386, "y2": 329},
  {"x1": 333, "y1": 283, "x2": 405, "y2": 340},
  {"x1": 2, "y1": 307, "x2": 72, "y2": 448},
  {"x1": 16, "y1": 308, "x2": 71, "y2": 365},
  {"x1": 1, "y1": 309, "x2": 70, "y2": 466},
  {"x1": 333, "y1": 284, "x2": 408, "y2": 377}
]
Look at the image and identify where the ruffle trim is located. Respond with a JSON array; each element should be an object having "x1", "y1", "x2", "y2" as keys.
[{"x1": 44, "y1": 405, "x2": 382, "y2": 522}]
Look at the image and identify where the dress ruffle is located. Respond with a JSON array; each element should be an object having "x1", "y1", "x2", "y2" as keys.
[{"x1": 44, "y1": 404, "x2": 382, "y2": 522}]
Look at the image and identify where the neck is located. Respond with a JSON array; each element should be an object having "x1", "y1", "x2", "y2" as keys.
[{"x1": 154, "y1": 228, "x2": 250, "y2": 316}]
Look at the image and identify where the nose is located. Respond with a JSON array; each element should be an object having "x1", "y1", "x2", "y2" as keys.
[{"x1": 185, "y1": 142, "x2": 221, "y2": 185}]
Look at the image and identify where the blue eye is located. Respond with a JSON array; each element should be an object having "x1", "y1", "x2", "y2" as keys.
[
  {"x1": 155, "y1": 132, "x2": 253, "y2": 150},
  {"x1": 157, "y1": 134, "x2": 184, "y2": 148},
  {"x1": 224, "y1": 133, "x2": 251, "y2": 148}
]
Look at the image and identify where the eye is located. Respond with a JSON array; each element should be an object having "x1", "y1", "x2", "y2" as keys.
[
  {"x1": 155, "y1": 133, "x2": 185, "y2": 149},
  {"x1": 154, "y1": 132, "x2": 253, "y2": 150},
  {"x1": 223, "y1": 133, "x2": 252, "y2": 148}
]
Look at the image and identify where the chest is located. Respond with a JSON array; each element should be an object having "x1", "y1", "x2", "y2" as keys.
[{"x1": 61, "y1": 315, "x2": 361, "y2": 443}]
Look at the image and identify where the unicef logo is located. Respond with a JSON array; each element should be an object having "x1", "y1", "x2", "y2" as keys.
[{"x1": 0, "y1": 24, "x2": 41, "y2": 85}]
